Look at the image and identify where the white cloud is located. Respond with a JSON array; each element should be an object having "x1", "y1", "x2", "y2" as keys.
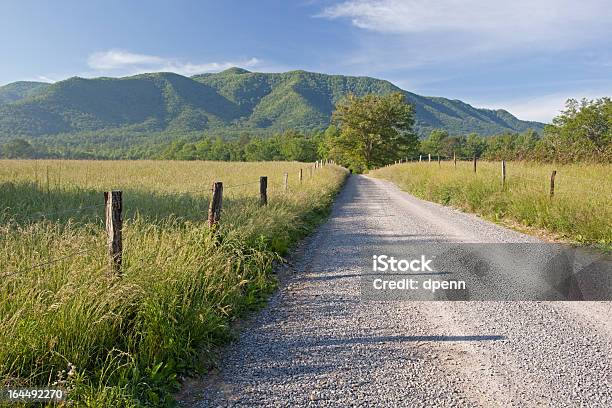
[
  {"x1": 87, "y1": 50, "x2": 262, "y2": 76},
  {"x1": 34, "y1": 75, "x2": 56, "y2": 83},
  {"x1": 320, "y1": 0, "x2": 610, "y2": 51}
]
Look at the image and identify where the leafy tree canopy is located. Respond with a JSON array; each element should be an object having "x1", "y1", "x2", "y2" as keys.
[
  {"x1": 329, "y1": 93, "x2": 418, "y2": 171},
  {"x1": 537, "y1": 97, "x2": 611, "y2": 163}
]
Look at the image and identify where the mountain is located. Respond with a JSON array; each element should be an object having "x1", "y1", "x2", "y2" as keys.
[
  {"x1": 0, "y1": 69, "x2": 544, "y2": 144},
  {"x1": 0, "y1": 81, "x2": 51, "y2": 105}
]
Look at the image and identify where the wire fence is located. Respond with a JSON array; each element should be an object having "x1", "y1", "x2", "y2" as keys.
[
  {"x1": 1, "y1": 161, "x2": 338, "y2": 280},
  {"x1": 0, "y1": 247, "x2": 103, "y2": 279},
  {"x1": 381, "y1": 156, "x2": 610, "y2": 195}
]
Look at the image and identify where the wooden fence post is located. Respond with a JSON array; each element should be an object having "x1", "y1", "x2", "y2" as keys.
[
  {"x1": 299, "y1": 168, "x2": 303, "y2": 184},
  {"x1": 283, "y1": 173, "x2": 288, "y2": 191},
  {"x1": 437, "y1": 154, "x2": 441, "y2": 167},
  {"x1": 453, "y1": 151, "x2": 457, "y2": 168},
  {"x1": 501, "y1": 160, "x2": 506, "y2": 189},
  {"x1": 419, "y1": 155, "x2": 422, "y2": 162},
  {"x1": 550, "y1": 170, "x2": 556, "y2": 198},
  {"x1": 104, "y1": 191, "x2": 122, "y2": 276},
  {"x1": 473, "y1": 155, "x2": 477, "y2": 173},
  {"x1": 260, "y1": 176, "x2": 268, "y2": 206},
  {"x1": 208, "y1": 182, "x2": 223, "y2": 227},
  {"x1": 428, "y1": 153, "x2": 431, "y2": 162}
]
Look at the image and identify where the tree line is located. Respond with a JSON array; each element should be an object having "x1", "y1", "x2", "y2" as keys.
[{"x1": 1, "y1": 96, "x2": 609, "y2": 170}]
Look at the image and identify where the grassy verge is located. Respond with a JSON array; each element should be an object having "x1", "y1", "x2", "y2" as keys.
[
  {"x1": 0, "y1": 160, "x2": 347, "y2": 407},
  {"x1": 370, "y1": 160, "x2": 611, "y2": 250}
]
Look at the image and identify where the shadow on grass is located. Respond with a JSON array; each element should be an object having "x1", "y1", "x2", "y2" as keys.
[{"x1": 0, "y1": 181, "x2": 263, "y2": 227}]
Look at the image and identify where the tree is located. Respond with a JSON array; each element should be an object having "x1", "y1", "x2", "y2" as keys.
[
  {"x1": 484, "y1": 133, "x2": 516, "y2": 160},
  {"x1": 514, "y1": 129, "x2": 539, "y2": 160},
  {"x1": 442, "y1": 135, "x2": 466, "y2": 157},
  {"x1": 330, "y1": 93, "x2": 418, "y2": 171},
  {"x1": 536, "y1": 98, "x2": 611, "y2": 163},
  {"x1": 1, "y1": 138, "x2": 36, "y2": 158},
  {"x1": 313, "y1": 125, "x2": 339, "y2": 160},
  {"x1": 277, "y1": 130, "x2": 317, "y2": 162},
  {"x1": 464, "y1": 133, "x2": 486, "y2": 158},
  {"x1": 421, "y1": 129, "x2": 449, "y2": 156}
]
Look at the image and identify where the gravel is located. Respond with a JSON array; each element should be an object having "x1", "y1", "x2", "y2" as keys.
[{"x1": 184, "y1": 174, "x2": 611, "y2": 407}]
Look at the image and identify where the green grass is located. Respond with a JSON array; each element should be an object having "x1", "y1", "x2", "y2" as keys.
[
  {"x1": 370, "y1": 160, "x2": 611, "y2": 249},
  {"x1": 0, "y1": 160, "x2": 347, "y2": 406}
]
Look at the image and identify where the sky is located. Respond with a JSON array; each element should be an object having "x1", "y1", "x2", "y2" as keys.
[{"x1": 0, "y1": 0, "x2": 610, "y2": 122}]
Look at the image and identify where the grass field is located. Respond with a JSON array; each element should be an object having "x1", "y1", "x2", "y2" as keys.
[
  {"x1": 0, "y1": 160, "x2": 347, "y2": 406},
  {"x1": 370, "y1": 160, "x2": 611, "y2": 249}
]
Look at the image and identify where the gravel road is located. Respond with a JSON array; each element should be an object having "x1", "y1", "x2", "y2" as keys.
[{"x1": 184, "y1": 174, "x2": 611, "y2": 407}]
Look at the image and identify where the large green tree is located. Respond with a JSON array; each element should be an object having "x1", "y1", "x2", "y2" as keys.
[
  {"x1": 536, "y1": 97, "x2": 611, "y2": 163},
  {"x1": 330, "y1": 93, "x2": 418, "y2": 171}
]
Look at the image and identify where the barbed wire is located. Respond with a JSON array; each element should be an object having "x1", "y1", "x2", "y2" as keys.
[
  {"x1": 8, "y1": 204, "x2": 105, "y2": 223},
  {"x1": 0, "y1": 246, "x2": 103, "y2": 279},
  {"x1": 223, "y1": 181, "x2": 261, "y2": 190},
  {"x1": 556, "y1": 173, "x2": 612, "y2": 184}
]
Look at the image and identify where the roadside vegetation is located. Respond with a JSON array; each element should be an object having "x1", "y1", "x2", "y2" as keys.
[
  {"x1": 370, "y1": 97, "x2": 611, "y2": 248},
  {"x1": 0, "y1": 160, "x2": 347, "y2": 406},
  {"x1": 371, "y1": 160, "x2": 611, "y2": 249}
]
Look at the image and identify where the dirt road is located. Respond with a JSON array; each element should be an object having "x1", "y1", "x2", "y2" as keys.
[{"x1": 187, "y1": 175, "x2": 611, "y2": 407}]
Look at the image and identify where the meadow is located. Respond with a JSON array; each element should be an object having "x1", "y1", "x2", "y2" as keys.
[
  {"x1": 0, "y1": 160, "x2": 347, "y2": 406},
  {"x1": 370, "y1": 160, "x2": 611, "y2": 249}
]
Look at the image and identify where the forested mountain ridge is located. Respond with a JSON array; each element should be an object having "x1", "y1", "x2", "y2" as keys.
[
  {"x1": 0, "y1": 69, "x2": 544, "y2": 142},
  {"x1": 0, "y1": 81, "x2": 51, "y2": 105}
]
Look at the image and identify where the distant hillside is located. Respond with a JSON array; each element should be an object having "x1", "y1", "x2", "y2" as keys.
[
  {"x1": 0, "y1": 81, "x2": 51, "y2": 105},
  {"x1": 0, "y1": 69, "x2": 544, "y2": 144}
]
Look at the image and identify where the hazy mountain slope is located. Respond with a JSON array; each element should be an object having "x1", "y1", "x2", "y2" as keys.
[
  {"x1": 0, "y1": 81, "x2": 50, "y2": 105},
  {"x1": 0, "y1": 69, "x2": 544, "y2": 141}
]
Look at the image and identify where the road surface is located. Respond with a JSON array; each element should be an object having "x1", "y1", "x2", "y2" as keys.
[{"x1": 184, "y1": 174, "x2": 611, "y2": 407}]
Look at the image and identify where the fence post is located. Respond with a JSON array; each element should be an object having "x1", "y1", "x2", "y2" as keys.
[
  {"x1": 419, "y1": 155, "x2": 422, "y2": 162},
  {"x1": 437, "y1": 154, "x2": 441, "y2": 167},
  {"x1": 208, "y1": 182, "x2": 223, "y2": 227},
  {"x1": 283, "y1": 173, "x2": 288, "y2": 191},
  {"x1": 104, "y1": 191, "x2": 122, "y2": 276},
  {"x1": 428, "y1": 153, "x2": 431, "y2": 162},
  {"x1": 260, "y1": 176, "x2": 268, "y2": 206},
  {"x1": 299, "y1": 168, "x2": 303, "y2": 184},
  {"x1": 473, "y1": 155, "x2": 477, "y2": 173},
  {"x1": 453, "y1": 151, "x2": 457, "y2": 168},
  {"x1": 501, "y1": 160, "x2": 506, "y2": 189},
  {"x1": 549, "y1": 170, "x2": 556, "y2": 198}
]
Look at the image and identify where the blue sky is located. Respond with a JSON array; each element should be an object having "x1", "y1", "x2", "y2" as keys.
[{"x1": 1, "y1": 0, "x2": 610, "y2": 122}]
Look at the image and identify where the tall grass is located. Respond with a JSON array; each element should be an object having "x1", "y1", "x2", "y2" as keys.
[
  {"x1": 0, "y1": 160, "x2": 347, "y2": 406},
  {"x1": 370, "y1": 160, "x2": 611, "y2": 248}
]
